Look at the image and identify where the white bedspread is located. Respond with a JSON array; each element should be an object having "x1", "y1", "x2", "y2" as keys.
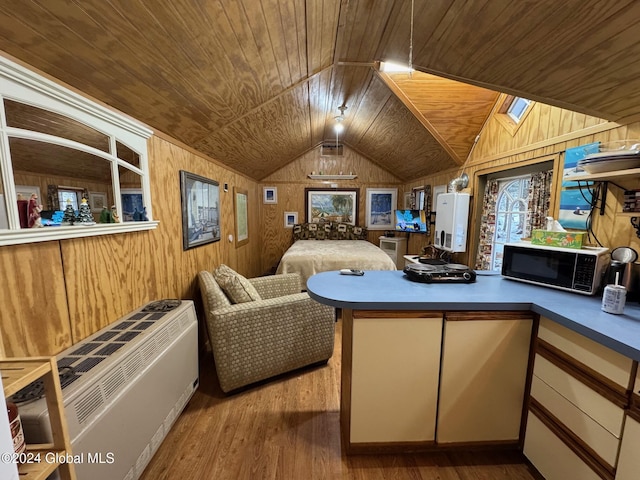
[{"x1": 276, "y1": 240, "x2": 397, "y2": 288}]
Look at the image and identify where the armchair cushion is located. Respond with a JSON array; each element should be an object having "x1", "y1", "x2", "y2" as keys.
[{"x1": 213, "y1": 264, "x2": 261, "y2": 303}]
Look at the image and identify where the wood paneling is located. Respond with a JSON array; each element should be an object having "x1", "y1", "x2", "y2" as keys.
[
  {"x1": 0, "y1": 242, "x2": 71, "y2": 356},
  {"x1": 14, "y1": 1, "x2": 640, "y2": 181}
]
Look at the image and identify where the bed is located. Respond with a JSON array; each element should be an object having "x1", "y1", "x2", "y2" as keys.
[{"x1": 276, "y1": 238, "x2": 397, "y2": 288}]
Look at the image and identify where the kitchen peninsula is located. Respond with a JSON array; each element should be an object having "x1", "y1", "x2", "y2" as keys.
[{"x1": 307, "y1": 271, "x2": 640, "y2": 479}]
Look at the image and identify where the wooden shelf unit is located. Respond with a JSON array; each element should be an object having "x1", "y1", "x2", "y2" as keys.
[{"x1": 1, "y1": 357, "x2": 76, "y2": 480}]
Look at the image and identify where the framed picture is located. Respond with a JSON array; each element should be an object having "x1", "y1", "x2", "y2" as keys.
[
  {"x1": 234, "y1": 187, "x2": 249, "y2": 247},
  {"x1": 179, "y1": 170, "x2": 220, "y2": 250},
  {"x1": 284, "y1": 211, "x2": 298, "y2": 228},
  {"x1": 403, "y1": 192, "x2": 412, "y2": 209},
  {"x1": 365, "y1": 188, "x2": 397, "y2": 230},
  {"x1": 120, "y1": 188, "x2": 144, "y2": 222},
  {"x1": 88, "y1": 191, "x2": 108, "y2": 213},
  {"x1": 263, "y1": 186, "x2": 277, "y2": 204},
  {"x1": 305, "y1": 188, "x2": 358, "y2": 225}
]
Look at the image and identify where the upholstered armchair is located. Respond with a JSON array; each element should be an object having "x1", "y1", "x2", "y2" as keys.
[{"x1": 198, "y1": 266, "x2": 335, "y2": 393}]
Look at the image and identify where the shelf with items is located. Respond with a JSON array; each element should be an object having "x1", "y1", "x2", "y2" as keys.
[
  {"x1": 564, "y1": 167, "x2": 640, "y2": 182},
  {"x1": 1, "y1": 357, "x2": 76, "y2": 480},
  {"x1": 308, "y1": 174, "x2": 357, "y2": 180}
]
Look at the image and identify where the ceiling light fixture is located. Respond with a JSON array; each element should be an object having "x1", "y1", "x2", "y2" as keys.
[{"x1": 333, "y1": 105, "x2": 347, "y2": 134}]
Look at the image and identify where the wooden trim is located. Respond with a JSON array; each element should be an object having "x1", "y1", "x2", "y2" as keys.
[
  {"x1": 340, "y1": 308, "x2": 353, "y2": 452},
  {"x1": 352, "y1": 310, "x2": 443, "y2": 319},
  {"x1": 529, "y1": 399, "x2": 614, "y2": 480},
  {"x1": 628, "y1": 405, "x2": 640, "y2": 424},
  {"x1": 519, "y1": 314, "x2": 540, "y2": 449},
  {"x1": 536, "y1": 339, "x2": 629, "y2": 409},
  {"x1": 347, "y1": 440, "x2": 520, "y2": 455},
  {"x1": 444, "y1": 311, "x2": 533, "y2": 322}
]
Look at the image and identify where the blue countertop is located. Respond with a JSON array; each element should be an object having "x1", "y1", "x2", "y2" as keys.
[{"x1": 306, "y1": 270, "x2": 640, "y2": 362}]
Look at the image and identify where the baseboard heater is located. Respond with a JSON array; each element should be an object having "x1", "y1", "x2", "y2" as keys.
[{"x1": 14, "y1": 300, "x2": 199, "y2": 480}]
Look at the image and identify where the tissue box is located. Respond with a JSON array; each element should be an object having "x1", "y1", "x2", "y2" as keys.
[{"x1": 531, "y1": 230, "x2": 585, "y2": 249}]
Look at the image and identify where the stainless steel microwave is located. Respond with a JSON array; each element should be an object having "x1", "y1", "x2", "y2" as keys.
[{"x1": 501, "y1": 242, "x2": 609, "y2": 295}]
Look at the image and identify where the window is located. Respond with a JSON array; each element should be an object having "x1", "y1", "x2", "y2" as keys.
[
  {"x1": 492, "y1": 175, "x2": 531, "y2": 271},
  {"x1": 0, "y1": 55, "x2": 156, "y2": 245},
  {"x1": 495, "y1": 94, "x2": 534, "y2": 135},
  {"x1": 506, "y1": 97, "x2": 531, "y2": 123}
]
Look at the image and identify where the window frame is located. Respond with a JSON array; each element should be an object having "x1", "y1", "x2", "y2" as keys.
[{"x1": 0, "y1": 55, "x2": 157, "y2": 246}]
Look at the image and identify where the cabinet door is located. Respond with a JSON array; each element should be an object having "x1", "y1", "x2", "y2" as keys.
[
  {"x1": 437, "y1": 315, "x2": 532, "y2": 444},
  {"x1": 350, "y1": 314, "x2": 442, "y2": 443},
  {"x1": 616, "y1": 414, "x2": 640, "y2": 480}
]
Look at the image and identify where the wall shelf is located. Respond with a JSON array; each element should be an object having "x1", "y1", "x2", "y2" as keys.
[
  {"x1": 308, "y1": 174, "x2": 357, "y2": 180},
  {"x1": 1, "y1": 357, "x2": 77, "y2": 480},
  {"x1": 564, "y1": 167, "x2": 640, "y2": 182}
]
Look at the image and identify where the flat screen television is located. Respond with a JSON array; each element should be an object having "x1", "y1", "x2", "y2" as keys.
[{"x1": 394, "y1": 209, "x2": 428, "y2": 233}]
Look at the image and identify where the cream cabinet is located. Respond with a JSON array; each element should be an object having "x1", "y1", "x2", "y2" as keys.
[
  {"x1": 378, "y1": 236, "x2": 407, "y2": 269},
  {"x1": 350, "y1": 312, "x2": 443, "y2": 444},
  {"x1": 524, "y1": 317, "x2": 634, "y2": 480},
  {"x1": 616, "y1": 414, "x2": 640, "y2": 480},
  {"x1": 437, "y1": 312, "x2": 533, "y2": 444}
]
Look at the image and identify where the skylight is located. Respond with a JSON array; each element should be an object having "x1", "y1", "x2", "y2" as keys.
[{"x1": 506, "y1": 97, "x2": 531, "y2": 123}]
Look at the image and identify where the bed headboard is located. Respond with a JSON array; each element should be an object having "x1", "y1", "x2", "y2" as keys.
[{"x1": 292, "y1": 222, "x2": 367, "y2": 240}]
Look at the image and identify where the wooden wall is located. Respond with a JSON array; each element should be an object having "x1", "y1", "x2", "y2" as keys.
[
  {"x1": 405, "y1": 95, "x2": 640, "y2": 264},
  {"x1": 258, "y1": 146, "x2": 402, "y2": 274},
  {"x1": 0, "y1": 134, "x2": 261, "y2": 357}
]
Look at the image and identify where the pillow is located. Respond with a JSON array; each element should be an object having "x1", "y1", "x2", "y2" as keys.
[
  {"x1": 292, "y1": 222, "x2": 333, "y2": 240},
  {"x1": 213, "y1": 264, "x2": 262, "y2": 304},
  {"x1": 330, "y1": 223, "x2": 368, "y2": 240}
]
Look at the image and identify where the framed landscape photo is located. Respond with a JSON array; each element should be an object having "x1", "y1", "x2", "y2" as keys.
[
  {"x1": 305, "y1": 188, "x2": 358, "y2": 225},
  {"x1": 365, "y1": 188, "x2": 397, "y2": 230},
  {"x1": 284, "y1": 211, "x2": 298, "y2": 228},
  {"x1": 179, "y1": 170, "x2": 220, "y2": 250},
  {"x1": 263, "y1": 186, "x2": 277, "y2": 204},
  {"x1": 234, "y1": 187, "x2": 249, "y2": 247}
]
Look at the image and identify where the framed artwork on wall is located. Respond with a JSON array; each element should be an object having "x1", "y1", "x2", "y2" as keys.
[
  {"x1": 263, "y1": 186, "x2": 277, "y2": 204},
  {"x1": 305, "y1": 188, "x2": 358, "y2": 225},
  {"x1": 284, "y1": 211, "x2": 298, "y2": 228},
  {"x1": 234, "y1": 187, "x2": 249, "y2": 247},
  {"x1": 365, "y1": 188, "x2": 397, "y2": 230},
  {"x1": 179, "y1": 170, "x2": 220, "y2": 250},
  {"x1": 88, "y1": 191, "x2": 107, "y2": 213}
]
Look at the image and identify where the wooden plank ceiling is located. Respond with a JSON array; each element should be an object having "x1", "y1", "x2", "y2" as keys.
[{"x1": 0, "y1": 0, "x2": 636, "y2": 181}]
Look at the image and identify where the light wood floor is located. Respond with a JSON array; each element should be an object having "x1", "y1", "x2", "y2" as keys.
[{"x1": 140, "y1": 320, "x2": 540, "y2": 480}]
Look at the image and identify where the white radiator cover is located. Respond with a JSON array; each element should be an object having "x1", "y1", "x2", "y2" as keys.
[{"x1": 17, "y1": 300, "x2": 199, "y2": 480}]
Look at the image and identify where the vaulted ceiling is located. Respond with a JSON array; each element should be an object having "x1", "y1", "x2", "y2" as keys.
[{"x1": 0, "y1": 1, "x2": 638, "y2": 181}]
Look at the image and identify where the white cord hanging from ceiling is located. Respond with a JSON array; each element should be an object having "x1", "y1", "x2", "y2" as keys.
[{"x1": 409, "y1": 0, "x2": 415, "y2": 74}]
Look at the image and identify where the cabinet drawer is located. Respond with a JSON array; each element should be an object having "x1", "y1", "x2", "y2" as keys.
[
  {"x1": 531, "y1": 374, "x2": 619, "y2": 466},
  {"x1": 524, "y1": 412, "x2": 602, "y2": 480},
  {"x1": 616, "y1": 415, "x2": 640, "y2": 480},
  {"x1": 533, "y1": 354, "x2": 625, "y2": 437},
  {"x1": 538, "y1": 317, "x2": 633, "y2": 389}
]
